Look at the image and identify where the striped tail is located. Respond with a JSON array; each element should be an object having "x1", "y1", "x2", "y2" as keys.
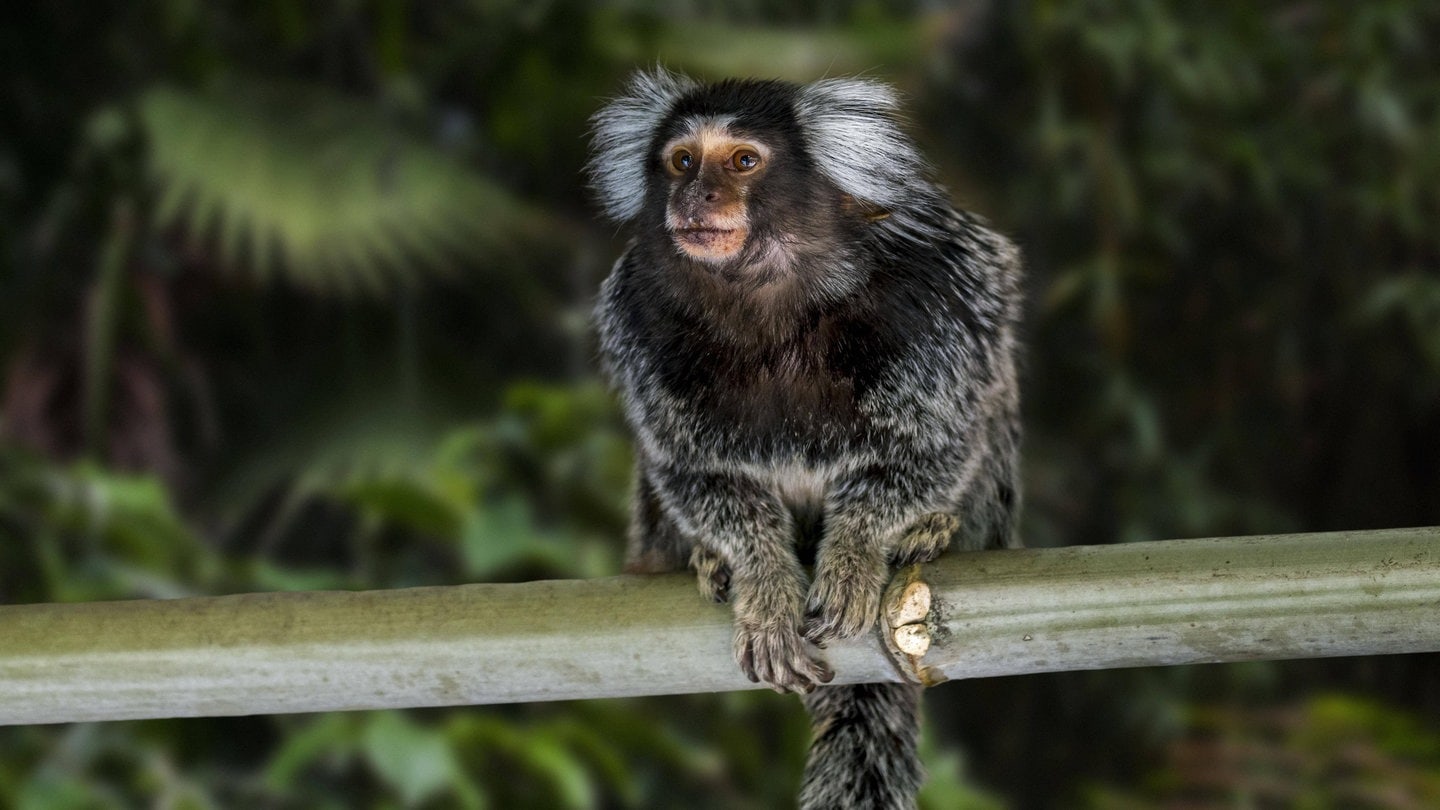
[{"x1": 799, "y1": 683, "x2": 925, "y2": 809}]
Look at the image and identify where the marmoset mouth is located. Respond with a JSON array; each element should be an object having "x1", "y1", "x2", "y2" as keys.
[{"x1": 674, "y1": 227, "x2": 747, "y2": 259}]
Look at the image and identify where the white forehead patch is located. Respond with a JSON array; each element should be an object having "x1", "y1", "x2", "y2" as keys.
[{"x1": 659, "y1": 116, "x2": 770, "y2": 162}]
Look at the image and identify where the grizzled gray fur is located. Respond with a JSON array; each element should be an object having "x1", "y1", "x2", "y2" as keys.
[{"x1": 589, "y1": 68, "x2": 1022, "y2": 810}]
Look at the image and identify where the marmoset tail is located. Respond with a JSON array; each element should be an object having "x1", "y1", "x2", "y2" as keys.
[{"x1": 589, "y1": 69, "x2": 1022, "y2": 810}]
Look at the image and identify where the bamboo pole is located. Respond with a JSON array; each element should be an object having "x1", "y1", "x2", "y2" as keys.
[
  {"x1": 2, "y1": 527, "x2": 1438, "y2": 725},
  {"x1": 884, "y1": 527, "x2": 1440, "y2": 686}
]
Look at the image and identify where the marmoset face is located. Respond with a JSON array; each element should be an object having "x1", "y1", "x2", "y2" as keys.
[{"x1": 658, "y1": 123, "x2": 772, "y2": 263}]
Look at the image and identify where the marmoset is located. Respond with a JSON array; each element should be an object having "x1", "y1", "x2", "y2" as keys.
[{"x1": 589, "y1": 69, "x2": 1022, "y2": 810}]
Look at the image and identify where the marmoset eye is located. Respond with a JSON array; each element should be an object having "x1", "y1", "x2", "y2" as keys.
[{"x1": 731, "y1": 149, "x2": 761, "y2": 172}]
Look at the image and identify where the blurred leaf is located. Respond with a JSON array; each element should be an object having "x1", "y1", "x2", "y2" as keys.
[
  {"x1": 264, "y1": 714, "x2": 359, "y2": 790},
  {"x1": 0, "y1": 450, "x2": 214, "y2": 600},
  {"x1": 15, "y1": 774, "x2": 112, "y2": 810},
  {"x1": 917, "y1": 727, "x2": 1005, "y2": 810},
  {"x1": 138, "y1": 79, "x2": 534, "y2": 296},
  {"x1": 362, "y1": 712, "x2": 466, "y2": 808},
  {"x1": 545, "y1": 719, "x2": 640, "y2": 806},
  {"x1": 1087, "y1": 695, "x2": 1440, "y2": 807},
  {"x1": 1304, "y1": 694, "x2": 1440, "y2": 761},
  {"x1": 1356, "y1": 273, "x2": 1440, "y2": 369},
  {"x1": 651, "y1": 20, "x2": 916, "y2": 81},
  {"x1": 55, "y1": 464, "x2": 193, "y2": 553},
  {"x1": 245, "y1": 561, "x2": 355, "y2": 593},
  {"x1": 342, "y1": 476, "x2": 463, "y2": 538},
  {"x1": 918, "y1": 755, "x2": 1003, "y2": 810},
  {"x1": 209, "y1": 381, "x2": 629, "y2": 582},
  {"x1": 460, "y1": 496, "x2": 553, "y2": 576},
  {"x1": 515, "y1": 733, "x2": 596, "y2": 810}
]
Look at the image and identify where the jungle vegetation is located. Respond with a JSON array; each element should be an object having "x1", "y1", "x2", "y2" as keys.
[{"x1": 2, "y1": 2, "x2": 1438, "y2": 807}]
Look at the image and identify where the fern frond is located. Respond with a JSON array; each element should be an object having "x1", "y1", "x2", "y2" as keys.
[{"x1": 139, "y1": 80, "x2": 528, "y2": 296}]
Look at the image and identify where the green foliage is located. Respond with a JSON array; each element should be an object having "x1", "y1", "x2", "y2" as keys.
[
  {"x1": 362, "y1": 712, "x2": 478, "y2": 808},
  {"x1": 917, "y1": 726, "x2": 1007, "y2": 810},
  {"x1": 1357, "y1": 273, "x2": 1440, "y2": 377},
  {"x1": 139, "y1": 80, "x2": 532, "y2": 296},
  {"x1": 0, "y1": 722, "x2": 225, "y2": 810},
  {"x1": 929, "y1": 0, "x2": 1440, "y2": 546},
  {"x1": 211, "y1": 381, "x2": 630, "y2": 586},
  {"x1": 4, "y1": 1, "x2": 1440, "y2": 808},
  {"x1": 0, "y1": 385, "x2": 806, "y2": 808},
  {"x1": 0, "y1": 447, "x2": 216, "y2": 604},
  {"x1": 251, "y1": 695, "x2": 810, "y2": 809},
  {"x1": 1084, "y1": 695, "x2": 1440, "y2": 808}
]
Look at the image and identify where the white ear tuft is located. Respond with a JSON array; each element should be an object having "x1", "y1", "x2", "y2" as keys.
[
  {"x1": 588, "y1": 68, "x2": 698, "y2": 222},
  {"x1": 794, "y1": 79, "x2": 930, "y2": 209}
]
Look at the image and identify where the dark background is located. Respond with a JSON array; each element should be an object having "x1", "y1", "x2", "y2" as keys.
[{"x1": 3, "y1": 1, "x2": 1439, "y2": 807}]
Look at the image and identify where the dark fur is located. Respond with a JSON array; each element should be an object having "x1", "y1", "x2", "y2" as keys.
[{"x1": 591, "y1": 70, "x2": 1022, "y2": 810}]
